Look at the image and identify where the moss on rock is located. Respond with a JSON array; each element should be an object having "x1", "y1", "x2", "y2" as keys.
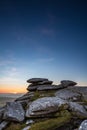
[
  {"x1": 5, "y1": 122, "x2": 26, "y2": 130},
  {"x1": 29, "y1": 110, "x2": 71, "y2": 130}
]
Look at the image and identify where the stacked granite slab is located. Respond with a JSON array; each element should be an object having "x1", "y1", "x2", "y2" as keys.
[{"x1": 27, "y1": 78, "x2": 77, "y2": 91}]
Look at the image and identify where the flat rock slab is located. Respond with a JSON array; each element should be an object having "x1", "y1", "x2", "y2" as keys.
[
  {"x1": 68, "y1": 102, "x2": 87, "y2": 118},
  {"x1": 27, "y1": 84, "x2": 63, "y2": 91},
  {"x1": 55, "y1": 89, "x2": 81, "y2": 101},
  {"x1": 0, "y1": 121, "x2": 9, "y2": 130},
  {"x1": 61, "y1": 80, "x2": 77, "y2": 87},
  {"x1": 15, "y1": 92, "x2": 34, "y2": 101},
  {"x1": 26, "y1": 97, "x2": 68, "y2": 117},
  {"x1": 79, "y1": 120, "x2": 87, "y2": 130},
  {"x1": 3, "y1": 102, "x2": 25, "y2": 122},
  {"x1": 37, "y1": 85, "x2": 64, "y2": 91},
  {"x1": 27, "y1": 86, "x2": 37, "y2": 91},
  {"x1": 27, "y1": 78, "x2": 48, "y2": 83}
]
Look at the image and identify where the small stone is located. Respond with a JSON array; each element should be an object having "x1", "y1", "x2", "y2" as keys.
[
  {"x1": 79, "y1": 120, "x2": 87, "y2": 130},
  {"x1": 0, "y1": 121, "x2": 9, "y2": 130},
  {"x1": 22, "y1": 126, "x2": 31, "y2": 130},
  {"x1": 26, "y1": 120, "x2": 34, "y2": 125}
]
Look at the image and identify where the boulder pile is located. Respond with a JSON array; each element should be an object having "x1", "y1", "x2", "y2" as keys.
[{"x1": 0, "y1": 78, "x2": 87, "y2": 130}]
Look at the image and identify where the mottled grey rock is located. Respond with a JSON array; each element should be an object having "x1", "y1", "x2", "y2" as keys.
[
  {"x1": 37, "y1": 84, "x2": 64, "y2": 91},
  {"x1": 22, "y1": 126, "x2": 31, "y2": 130},
  {"x1": 67, "y1": 86, "x2": 87, "y2": 101},
  {"x1": 55, "y1": 89, "x2": 81, "y2": 101},
  {"x1": 0, "y1": 121, "x2": 9, "y2": 130},
  {"x1": 27, "y1": 78, "x2": 48, "y2": 83},
  {"x1": 68, "y1": 86, "x2": 87, "y2": 95},
  {"x1": 3, "y1": 102, "x2": 25, "y2": 122},
  {"x1": 26, "y1": 97, "x2": 68, "y2": 117},
  {"x1": 26, "y1": 120, "x2": 34, "y2": 125},
  {"x1": 79, "y1": 120, "x2": 87, "y2": 130},
  {"x1": 61, "y1": 80, "x2": 77, "y2": 87},
  {"x1": 15, "y1": 92, "x2": 34, "y2": 101},
  {"x1": 68, "y1": 102, "x2": 87, "y2": 118}
]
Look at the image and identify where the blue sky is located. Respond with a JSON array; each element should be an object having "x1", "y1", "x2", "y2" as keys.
[{"x1": 0, "y1": 0, "x2": 87, "y2": 93}]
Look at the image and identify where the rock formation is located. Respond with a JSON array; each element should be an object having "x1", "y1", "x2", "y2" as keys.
[{"x1": 0, "y1": 78, "x2": 87, "y2": 130}]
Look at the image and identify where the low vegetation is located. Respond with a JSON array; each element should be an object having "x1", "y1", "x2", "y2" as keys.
[{"x1": 29, "y1": 110, "x2": 71, "y2": 130}]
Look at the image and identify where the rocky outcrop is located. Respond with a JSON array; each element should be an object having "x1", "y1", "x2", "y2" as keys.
[
  {"x1": 61, "y1": 80, "x2": 77, "y2": 87},
  {"x1": 0, "y1": 78, "x2": 87, "y2": 130}
]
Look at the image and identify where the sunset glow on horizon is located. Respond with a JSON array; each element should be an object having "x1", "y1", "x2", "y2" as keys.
[
  {"x1": 0, "y1": 84, "x2": 27, "y2": 93},
  {"x1": 0, "y1": 0, "x2": 87, "y2": 94}
]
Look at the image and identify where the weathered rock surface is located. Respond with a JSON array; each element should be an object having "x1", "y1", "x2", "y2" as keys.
[
  {"x1": 55, "y1": 89, "x2": 81, "y2": 101},
  {"x1": 27, "y1": 78, "x2": 48, "y2": 83},
  {"x1": 68, "y1": 102, "x2": 87, "y2": 118},
  {"x1": 3, "y1": 102, "x2": 25, "y2": 122},
  {"x1": 68, "y1": 86, "x2": 87, "y2": 101},
  {"x1": 61, "y1": 80, "x2": 77, "y2": 87},
  {"x1": 79, "y1": 120, "x2": 87, "y2": 130},
  {"x1": 37, "y1": 84, "x2": 64, "y2": 91},
  {"x1": 26, "y1": 97, "x2": 68, "y2": 117},
  {"x1": 27, "y1": 84, "x2": 63, "y2": 91}
]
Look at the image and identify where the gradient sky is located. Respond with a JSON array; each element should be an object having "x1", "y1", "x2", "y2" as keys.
[{"x1": 0, "y1": 0, "x2": 87, "y2": 93}]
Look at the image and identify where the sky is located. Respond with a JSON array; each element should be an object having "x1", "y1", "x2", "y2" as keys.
[{"x1": 0, "y1": 0, "x2": 87, "y2": 93}]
